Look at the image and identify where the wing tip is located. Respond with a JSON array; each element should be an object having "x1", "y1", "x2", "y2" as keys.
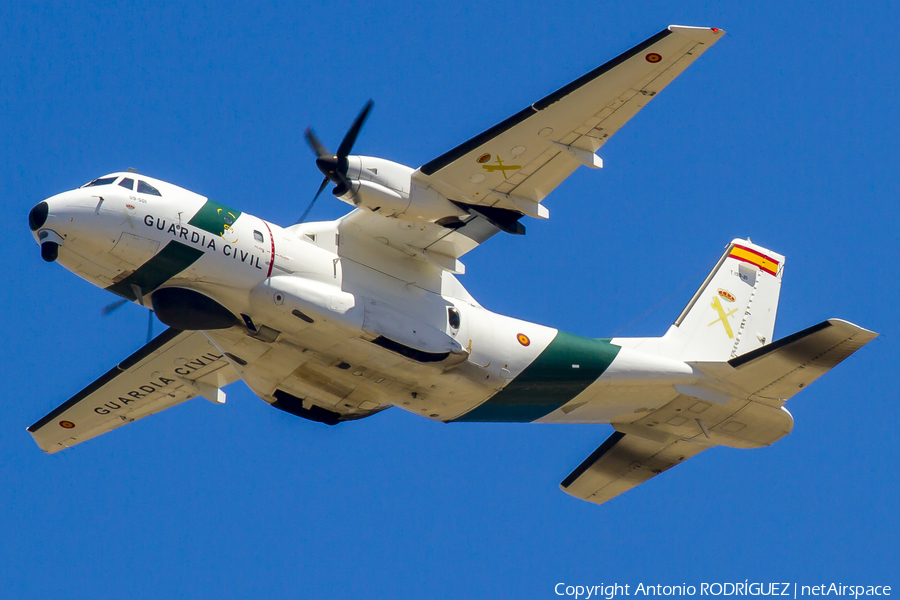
[
  {"x1": 667, "y1": 25, "x2": 727, "y2": 43},
  {"x1": 824, "y1": 318, "x2": 879, "y2": 341}
]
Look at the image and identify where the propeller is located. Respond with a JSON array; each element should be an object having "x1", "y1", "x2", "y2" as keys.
[
  {"x1": 298, "y1": 99, "x2": 374, "y2": 223},
  {"x1": 102, "y1": 297, "x2": 155, "y2": 343}
]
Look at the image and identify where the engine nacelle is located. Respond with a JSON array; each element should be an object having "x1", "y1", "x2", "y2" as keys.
[
  {"x1": 346, "y1": 178, "x2": 410, "y2": 217},
  {"x1": 340, "y1": 156, "x2": 467, "y2": 224}
]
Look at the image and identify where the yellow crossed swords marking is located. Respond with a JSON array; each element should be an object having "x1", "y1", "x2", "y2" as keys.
[
  {"x1": 217, "y1": 208, "x2": 239, "y2": 242},
  {"x1": 708, "y1": 295, "x2": 739, "y2": 339},
  {"x1": 482, "y1": 156, "x2": 521, "y2": 179}
]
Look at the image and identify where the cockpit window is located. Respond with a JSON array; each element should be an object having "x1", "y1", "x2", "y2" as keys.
[
  {"x1": 137, "y1": 180, "x2": 162, "y2": 196},
  {"x1": 83, "y1": 177, "x2": 118, "y2": 188},
  {"x1": 119, "y1": 178, "x2": 135, "y2": 191}
]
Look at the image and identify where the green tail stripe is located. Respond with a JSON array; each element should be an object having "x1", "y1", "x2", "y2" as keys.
[
  {"x1": 106, "y1": 241, "x2": 205, "y2": 301},
  {"x1": 188, "y1": 199, "x2": 242, "y2": 236},
  {"x1": 455, "y1": 331, "x2": 621, "y2": 423}
]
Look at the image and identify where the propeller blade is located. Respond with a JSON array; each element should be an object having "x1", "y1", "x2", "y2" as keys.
[
  {"x1": 302, "y1": 99, "x2": 373, "y2": 219},
  {"x1": 336, "y1": 99, "x2": 374, "y2": 157},
  {"x1": 297, "y1": 177, "x2": 330, "y2": 223},
  {"x1": 313, "y1": 175, "x2": 330, "y2": 200},
  {"x1": 304, "y1": 127, "x2": 330, "y2": 159},
  {"x1": 147, "y1": 311, "x2": 154, "y2": 343},
  {"x1": 102, "y1": 298, "x2": 129, "y2": 316}
]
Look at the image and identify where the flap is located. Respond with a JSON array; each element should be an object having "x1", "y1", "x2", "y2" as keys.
[
  {"x1": 560, "y1": 430, "x2": 710, "y2": 505},
  {"x1": 27, "y1": 328, "x2": 239, "y2": 454}
]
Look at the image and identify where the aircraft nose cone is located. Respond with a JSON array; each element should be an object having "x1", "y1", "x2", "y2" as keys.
[{"x1": 29, "y1": 201, "x2": 49, "y2": 231}]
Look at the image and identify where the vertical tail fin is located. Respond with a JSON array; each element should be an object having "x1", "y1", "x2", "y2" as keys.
[{"x1": 663, "y1": 239, "x2": 785, "y2": 361}]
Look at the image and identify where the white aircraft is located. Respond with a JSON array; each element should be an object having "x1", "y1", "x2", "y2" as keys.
[{"x1": 27, "y1": 26, "x2": 876, "y2": 506}]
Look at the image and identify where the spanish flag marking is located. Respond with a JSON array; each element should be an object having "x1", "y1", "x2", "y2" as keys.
[{"x1": 729, "y1": 245, "x2": 779, "y2": 276}]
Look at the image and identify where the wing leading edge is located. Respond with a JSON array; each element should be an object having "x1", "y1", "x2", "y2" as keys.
[
  {"x1": 28, "y1": 328, "x2": 238, "y2": 454},
  {"x1": 414, "y1": 26, "x2": 726, "y2": 216}
]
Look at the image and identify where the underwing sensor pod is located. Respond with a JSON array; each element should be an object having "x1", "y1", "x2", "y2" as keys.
[{"x1": 25, "y1": 25, "x2": 876, "y2": 507}]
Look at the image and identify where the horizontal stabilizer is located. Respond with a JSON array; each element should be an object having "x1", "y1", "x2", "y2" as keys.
[
  {"x1": 27, "y1": 328, "x2": 238, "y2": 453},
  {"x1": 715, "y1": 319, "x2": 877, "y2": 402},
  {"x1": 560, "y1": 430, "x2": 709, "y2": 506}
]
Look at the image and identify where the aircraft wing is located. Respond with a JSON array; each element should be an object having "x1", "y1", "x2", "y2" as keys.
[
  {"x1": 27, "y1": 328, "x2": 238, "y2": 454},
  {"x1": 337, "y1": 26, "x2": 724, "y2": 275},
  {"x1": 560, "y1": 430, "x2": 710, "y2": 506},
  {"x1": 413, "y1": 25, "x2": 725, "y2": 220}
]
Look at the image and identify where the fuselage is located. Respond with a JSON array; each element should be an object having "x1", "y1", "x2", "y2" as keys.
[{"x1": 28, "y1": 171, "x2": 784, "y2": 448}]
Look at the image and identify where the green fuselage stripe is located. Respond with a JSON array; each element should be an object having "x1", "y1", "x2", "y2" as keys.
[
  {"x1": 187, "y1": 199, "x2": 242, "y2": 236},
  {"x1": 455, "y1": 331, "x2": 621, "y2": 423},
  {"x1": 106, "y1": 241, "x2": 205, "y2": 300}
]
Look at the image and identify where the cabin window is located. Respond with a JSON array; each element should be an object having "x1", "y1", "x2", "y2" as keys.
[
  {"x1": 253, "y1": 230, "x2": 264, "y2": 243},
  {"x1": 119, "y1": 177, "x2": 135, "y2": 191},
  {"x1": 448, "y1": 307, "x2": 461, "y2": 330},
  {"x1": 137, "y1": 180, "x2": 162, "y2": 196}
]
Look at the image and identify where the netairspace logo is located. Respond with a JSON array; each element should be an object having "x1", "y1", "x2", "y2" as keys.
[{"x1": 553, "y1": 582, "x2": 892, "y2": 600}]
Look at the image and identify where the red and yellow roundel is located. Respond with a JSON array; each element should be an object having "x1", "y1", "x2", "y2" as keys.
[
  {"x1": 717, "y1": 289, "x2": 736, "y2": 303},
  {"x1": 476, "y1": 153, "x2": 492, "y2": 164},
  {"x1": 517, "y1": 333, "x2": 531, "y2": 346},
  {"x1": 59, "y1": 420, "x2": 75, "y2": 429},
  {"x1": 645, "y1": 53, "x2": 662, "y2": 63}
]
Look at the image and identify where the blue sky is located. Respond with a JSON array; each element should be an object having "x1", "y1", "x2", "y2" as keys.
[{"x1": 2, "y1": 1, "x2": 897, "y2": 598}]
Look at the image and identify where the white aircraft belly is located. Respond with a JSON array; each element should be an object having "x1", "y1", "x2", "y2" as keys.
[{"x1": 204, "y1": 318, "x2": 501, "y2": 422}]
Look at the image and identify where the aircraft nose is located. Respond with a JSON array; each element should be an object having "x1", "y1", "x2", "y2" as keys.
[
  {"x1": 29, "y1": 200, "x2": 64, "y2": 262},
  {"x1": 28, "y1": 201, "x2": 49, "y2": 231}
]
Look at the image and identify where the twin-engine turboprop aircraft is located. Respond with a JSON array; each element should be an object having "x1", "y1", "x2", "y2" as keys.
[{"x1": 27, "y1": 26, "x2": 876, "y2": 506}]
